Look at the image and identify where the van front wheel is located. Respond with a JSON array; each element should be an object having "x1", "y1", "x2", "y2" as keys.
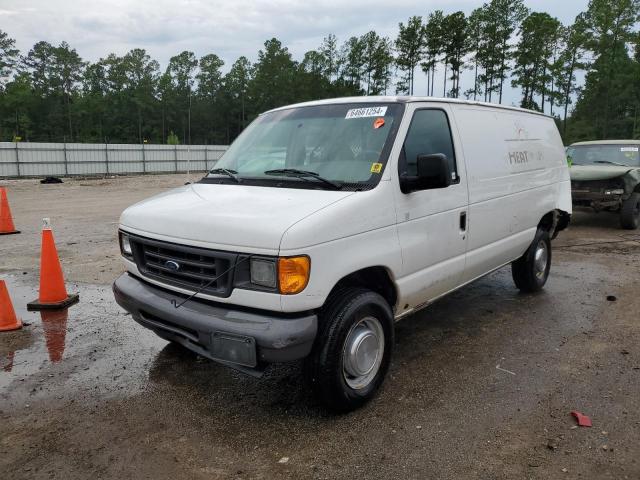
[
  {"x1": 511, "y1": 228, "x2": 551, "y2": 292},
  {"x1": 306, "y1": 288, "x2": 393, "y2": 412}
]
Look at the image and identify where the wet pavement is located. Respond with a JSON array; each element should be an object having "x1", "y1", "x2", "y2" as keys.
[{"x1": 1, "y1": 177, "x2": 640, "y2": 479}]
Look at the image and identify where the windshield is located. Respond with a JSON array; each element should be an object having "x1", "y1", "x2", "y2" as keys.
[
  {"x1": 204, "y1": 103, "x2": 404, "y2": 190},
  {"x1": 568, "y1": 144, "x2": 640, "y2": 167}
]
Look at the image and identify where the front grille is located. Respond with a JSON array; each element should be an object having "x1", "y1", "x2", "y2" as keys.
[
  {"x1": 129, "y1": 234, "x2": 238, "y2": 297},
  {"x1": 571, "y1": 179, "x2": 624, "y2": 192}
]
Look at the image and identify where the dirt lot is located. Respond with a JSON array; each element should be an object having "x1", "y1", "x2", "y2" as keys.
[{"x1": 1, "y1": 175, "x2": 639, "y2": 479}]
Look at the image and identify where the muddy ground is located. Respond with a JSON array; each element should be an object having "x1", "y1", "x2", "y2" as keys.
[{"x1": 1, "y1": 175, "x2": 639, "y2": 479}]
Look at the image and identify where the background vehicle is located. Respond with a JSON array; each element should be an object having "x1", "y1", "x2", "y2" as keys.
[
  {"x1": 114, "y1": 96, "x2": 571, "y2": 411},
  {"x1": 568, "y1": 140, "x2": 640, "y2": 229}
]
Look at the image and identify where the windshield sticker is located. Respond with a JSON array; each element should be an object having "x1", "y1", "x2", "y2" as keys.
[
  {"x1": 621, "y1": 147, "x2": 639, "y2": 152},
  {"x1": 370, "y1": 163, "x2": 383, "y2": 173},
  {"x1": 373, "y1": 118, "x2": 386, "y2": 129},
  {"x1": 345, "y1": 106, "x2": 388, "y2": 119}
]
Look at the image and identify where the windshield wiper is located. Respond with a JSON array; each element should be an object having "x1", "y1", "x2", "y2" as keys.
[
  {"x1": 264, "y1": 169, "x2": 342, "y2": 190},
  {"x1": 208, "y1": 168, "x2": 240, "y2": 183},
  {"x1": 594, "y1": 160, "x2": 628, "y2": 167}
]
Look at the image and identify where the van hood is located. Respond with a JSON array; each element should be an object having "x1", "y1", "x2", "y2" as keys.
[
  {"x1": 119, "y1": 183, "x2": 355, "y2": 251},
  {"x1": 570, "y1": 164, "x2": 636, "y2": 181}
]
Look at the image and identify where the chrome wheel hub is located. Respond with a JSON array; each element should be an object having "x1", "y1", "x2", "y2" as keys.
[
  {"x1": 342, "y1": 316, "x2": 385, "y2": 390},
  {"x1": 534, "y1": 240, "x2": 548, "y2": 278}
]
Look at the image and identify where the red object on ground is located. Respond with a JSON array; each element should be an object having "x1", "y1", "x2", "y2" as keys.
[
  {"x1": 0, "y1": 187, "x2": 20, "y2": 235},
  {"x1": 40, "y1": 309, "x2": 68, "y2": 363},
  {"x1": 571, "y1": 411, "x2": 592, "y2": 427},
  {"x1": 0, "y1": 280, "x2": 22, "y2": 332},
  {"x1": 27, "y1": 220, "x2": 79, "y2": 310}
]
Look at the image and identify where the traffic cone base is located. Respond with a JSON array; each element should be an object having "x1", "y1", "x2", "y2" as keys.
[
  {"x1": 0, "y1": 230, "x2": 20, "y2": 235},
  {"x1": 0, "y1": 280, "x2": 22, "y2": 332},
  {"x1": 0, "y1": 320, "x2": 23, "y2": 332},
  {"x1": 27, "y1": 292, "x2": 79, "y2": 311}
]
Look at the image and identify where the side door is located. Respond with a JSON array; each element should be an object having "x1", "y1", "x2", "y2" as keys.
[{"x1": 392, "y1": 105, "x2": 469, "y2": 312}]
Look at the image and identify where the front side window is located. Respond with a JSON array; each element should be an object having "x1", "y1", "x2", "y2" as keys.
[
  {"x1": 567, "y1": 144, "x2": 640, "y2": 167},
  {"x1": 203, "y1": 103, "x2": 404, "y2": 190},
  {"x1": 399, "y1": 109, "x2": 457, "y2": 180}
]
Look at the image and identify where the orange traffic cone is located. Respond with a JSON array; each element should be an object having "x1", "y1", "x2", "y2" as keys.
[
  {"x1": 0, "y1": 279, "x2": 22, "y2": 331},
  {"x1": 27, "y1": 218, "x2": 79, "y2": 311},
  {"x1": 0, "y1": 187, "x2": 20, "y2": 235}
]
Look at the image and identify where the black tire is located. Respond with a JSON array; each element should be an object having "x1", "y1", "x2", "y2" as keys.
[
  {"x1": 620, "y1": 192, "x2": 640, "y2": 230},
  {"x1": 305, "y1": 287, "x2": 394, "y2": 412},
  {"x1": 511, "y1": 228, "x2": 551, "y2": 293}
]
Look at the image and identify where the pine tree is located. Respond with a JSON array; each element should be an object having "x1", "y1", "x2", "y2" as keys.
[{"x1": 395, "y1": 16, "x2": 425, "y2": 95}]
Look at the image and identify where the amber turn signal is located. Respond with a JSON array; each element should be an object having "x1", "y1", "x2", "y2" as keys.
[{"x1": 278, "y1": 256, "x2": 310, "y2": 294}]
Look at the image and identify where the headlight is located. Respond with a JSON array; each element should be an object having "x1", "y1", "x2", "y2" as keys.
[
  {"x1": 278, "y1": 256, "x2": 310, "y2": 295},
  {"x1": 250, "y1": 258, "x2": 277, "y2": 288},
  {"x1": 119, "y1": 232, "x2": 133, "y2": 258}
]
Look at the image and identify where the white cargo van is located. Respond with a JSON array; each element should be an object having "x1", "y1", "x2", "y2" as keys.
[{"x1": 114, "y1": 97, "x2": 571, "y2": 411}]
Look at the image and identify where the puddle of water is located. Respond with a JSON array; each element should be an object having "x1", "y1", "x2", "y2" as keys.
[{"x1": 0, "y1": 273, "x2": 166, "y2": 404}]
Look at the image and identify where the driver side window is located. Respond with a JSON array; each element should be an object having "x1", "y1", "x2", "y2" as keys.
[{"x1": 401, "y1": 109, "x2": 457, "y2": 180}]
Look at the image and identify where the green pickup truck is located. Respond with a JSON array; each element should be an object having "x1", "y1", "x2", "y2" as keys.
[{"x1": 568, "y1": 140, "x2": 640, "y2": 229}]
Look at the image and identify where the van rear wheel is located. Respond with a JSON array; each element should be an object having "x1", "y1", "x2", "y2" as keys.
[
  {"x1": 305, "y1": 288, "x2": 393, "y2": 412},
  {"x1": 511, "y1": 228, "x2": 551, "y2": 292},
  {"x1": 620, "y1": 193, "x2": 640, "y2": 230}
]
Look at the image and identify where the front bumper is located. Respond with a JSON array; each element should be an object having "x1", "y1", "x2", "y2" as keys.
[
  {"x1": 113, "y1": 273, "x2": 317, "y2": 369},
  {"x1": 571, "y1": 190, "x2": 624, "y2": 209}
]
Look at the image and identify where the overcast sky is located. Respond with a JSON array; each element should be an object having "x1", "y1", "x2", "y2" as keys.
[{"x1": 1, "y1": 0, "x2": 591, "y2": 108}]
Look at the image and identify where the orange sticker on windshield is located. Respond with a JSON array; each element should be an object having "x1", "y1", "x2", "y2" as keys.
[
  {"x1": 373, "y1": 118, "x2": 385, "y2": 129},
  {"x1": 371, "y1": 163, "x2": 383, "y2": 173}
]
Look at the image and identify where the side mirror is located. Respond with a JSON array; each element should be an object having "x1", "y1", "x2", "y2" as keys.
[{"x1": 400, "y1": 153, "x2": 453, "y2": 193}]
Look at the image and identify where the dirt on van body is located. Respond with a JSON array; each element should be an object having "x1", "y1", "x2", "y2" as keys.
[{"x1": 1, "y1": 175, "x2": 639, "y2": 480}]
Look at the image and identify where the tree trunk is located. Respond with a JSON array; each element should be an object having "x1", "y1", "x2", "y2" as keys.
[
  {"x1": 161, "y1": 105, "x2": 165, "y2": 144},
  {"x1": 499, "y1": 40, "x2": 507, "y2": 104},
  {"x1": 541, "y1": 64, "x2": 547, "y2": 114},
  {"x1": 562, "y1": 51, "x2": 577, "y2": 134},
  {"x1": 410, "y1": 66, "x2": 415, "y2": 95},
  {"x1": 66, "y1": 93, "x2": 73, "y2": 142},
  {"x1": 431, "y1": 64, "x2": 436, "y2": 96},
  {"x1": 473, "y1": 57, "x2": 478, "y2": 101},
  {"x1": 443, "y1": 61, "x2": 447, "y2": 97}
]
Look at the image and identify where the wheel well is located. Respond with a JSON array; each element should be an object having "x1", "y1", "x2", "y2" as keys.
[
  {"x1": 327, "y1": 267, "x2": 397, "y2": 310},
  {"x1": 538, "y1": 210, "x2": 570, "y2": 239},
  {"x1": 538, "y1": 211, "x2": 555, "y2": 232}
]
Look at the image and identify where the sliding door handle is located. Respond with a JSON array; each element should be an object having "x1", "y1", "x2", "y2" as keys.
[{"x1": 459, "y1": 211, "x2": 467, "y2": 232}]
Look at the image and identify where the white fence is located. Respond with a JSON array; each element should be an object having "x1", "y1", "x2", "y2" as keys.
[{"x1": 0, "y1": 142, "x2": 228, "y2": 178}]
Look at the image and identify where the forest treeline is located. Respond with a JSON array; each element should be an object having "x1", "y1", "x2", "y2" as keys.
[{"x1": 0, "y1": 0, "x2": 638, "y2": 146}]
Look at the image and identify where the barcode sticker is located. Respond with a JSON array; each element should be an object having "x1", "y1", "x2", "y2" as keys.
[
  {"x1": 620, "y1": 147, "x2": 639, "y2": 152},
  {"x1": 345, "y1": 106, "x2": 388, "y2": 119}
]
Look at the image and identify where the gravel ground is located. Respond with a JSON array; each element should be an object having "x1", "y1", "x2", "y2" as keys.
[{"x1": 1, "y1": 175, "x2": 639, "y2": 479}]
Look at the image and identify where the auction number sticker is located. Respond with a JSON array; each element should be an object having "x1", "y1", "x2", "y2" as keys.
[
  {"x1": 345, "y1": 106, "x2": 388, "y2": 119},
  {"x1": 620, "y1": 147, "x2": 639, "y2": 152}
]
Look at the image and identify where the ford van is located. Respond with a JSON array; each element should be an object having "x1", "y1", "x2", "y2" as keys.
[{"x1": 113, "y1": 97, "x2": 572, "y2": 411}]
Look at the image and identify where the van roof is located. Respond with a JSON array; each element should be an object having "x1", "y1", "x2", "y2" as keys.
[
  {"x1": 264, "y1": 96, "x2": 550, "y2": 117},
  {"x1": 569, "y1": 140, "x2": 640, "y2": 146}
]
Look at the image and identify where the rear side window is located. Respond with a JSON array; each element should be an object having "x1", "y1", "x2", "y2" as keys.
[{"x1": 400, "y1": 109, "x2": 457, "y2": 179}]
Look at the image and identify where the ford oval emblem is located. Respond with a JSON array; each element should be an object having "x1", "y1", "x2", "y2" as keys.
[{"x1": 164, "y1": 260, "x2": 180, "y2": 271}]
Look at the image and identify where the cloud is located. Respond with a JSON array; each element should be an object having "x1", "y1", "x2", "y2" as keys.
[
  {"x1": 5, "y1": 0, "x2": 588, "y2": 63},
  {"x1": 3, "y1": 0, "x2": 590, "y2": 106}
]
